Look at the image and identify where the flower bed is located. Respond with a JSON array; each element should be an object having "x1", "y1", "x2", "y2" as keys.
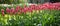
[{"x1": 0, "y1": 3, "x2": 60, "y2": 26}]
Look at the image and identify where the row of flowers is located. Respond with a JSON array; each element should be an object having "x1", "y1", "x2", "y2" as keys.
[
  {"x1": 1, "y1": 3, "x2": 60, "y2": 16},
  {"x1": 0, "y1": 3, "x2": 60, "y2": 26}
]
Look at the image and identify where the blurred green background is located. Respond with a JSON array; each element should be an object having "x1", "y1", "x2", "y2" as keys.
[{"x1": 0, "y1": 0, "x2": 49, "y2": 4}]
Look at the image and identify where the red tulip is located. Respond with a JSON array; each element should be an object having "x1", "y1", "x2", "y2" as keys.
[
  {"x1": 27, "y1": 8, "x2": 33, "y2": 12},
  {"x1": 1, "y1": 9, "x2": 4, "y2": 12},
  {"x1": 23, "y1": 7, "x2": 28, "y2": 13},
  {"x1": 6, "y1": 7, "x2": 10, "y2": 13},
  {"x1": 15, "y1": 6, "x2": 21, "y2": 12},
  {"x1": 1, "y1": 9, "x2": 5, "y2": 16},
  {"x1": 29, "y1": 5, "x2": 36, "y2": 10},
  {"x1": 10, "y1": 8, "x2": 15, "y2": 14},
  {"x1": 53, "y1": 3, "x2": 60, "y2": 7}
]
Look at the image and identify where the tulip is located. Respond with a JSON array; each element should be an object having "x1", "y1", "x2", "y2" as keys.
[
  {"x1": 23, "y1": 7, "x2": 28, "y2": 13},
  {"x1": 1, "y1": 9, "x2": 5, "y2": 16},
  {"x1": 29, "y1": 5, "x2": 36, "y2": 10},
  {"x1": 53, "y1": 3, "x2": 60, "y2": 7},
  {"x1": 7, "y1": 7, "x2": 15, "y2": 15},
  {"x1": 15, "y1": 6, "x2": 20, "y2": 12},
  {"x1": 6, "y1": 7, "x2": 10, "y2": 14},
  {"x1": 27, "y1": 8, "x2": 33, "y2": 12},
  {"x1": 10, "y1": 8, "x2": 15, "y2": 14}
]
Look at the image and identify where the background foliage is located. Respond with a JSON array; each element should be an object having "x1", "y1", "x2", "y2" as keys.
[{"x1": 0, "y1": 0, "x2": 27, "y2": 4}]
